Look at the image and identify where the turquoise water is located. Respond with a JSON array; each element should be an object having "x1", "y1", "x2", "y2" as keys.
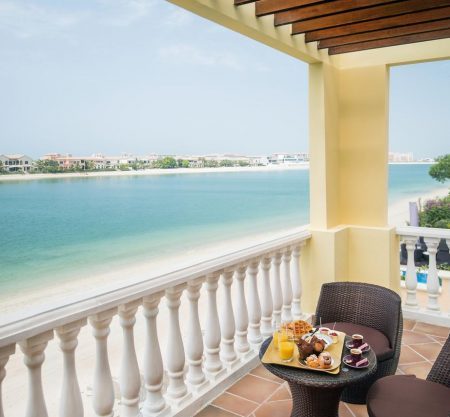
[{"x1": 0, "y1": 164, "x2": 443, "y2": 295}]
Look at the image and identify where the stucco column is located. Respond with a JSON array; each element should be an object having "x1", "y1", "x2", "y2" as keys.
[{"x1": 303, "y1": 62, "x2": 399, "y2": 313}]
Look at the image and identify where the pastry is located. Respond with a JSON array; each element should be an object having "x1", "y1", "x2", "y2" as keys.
[
  {"x1": 297, "y1": 339, "x2": 314, "y2": 360},
  {"x1": 305, "y1": 354, "x2": 320, "y2": 368},
  {"x1": 310, "y1": 335, "x2": 326, "y2": 354},
  {"x1": 318, "y1": 352, "x2": 333, "y2": 369}
]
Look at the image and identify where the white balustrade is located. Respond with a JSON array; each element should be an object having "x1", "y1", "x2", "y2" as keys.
[
  {"x1": 186, "y1": 278, "x2": 209, "y2": 391},
  {"x1": 424, "y1": 237, "x2": 441, "y2": 312},
  {"x1": 89, "y1": 309, "x2": 117, "y2": 417},
  {"x1": 281, "y1": 249, "x2": 293, "y2": 322},
  {"x1": 19, "y1": 330, "x2": 54, "y2": 417},
  {"x1": 271, "y1": 252, "x2": 283, "y2": 328},
  {"x1": 259, "y1": 257, "x2": 273, "y2": 338},
  {"x1": 220, "y1": 270, "x2": 239, "y2": 369},
  {"x1": 291, "y1": 244, "x2": 303, "y2": 320},
  {"x1": 247, "y1": 260, "x2": 262, "y2": 346},
  {"x1": 0, "y1": 345, "x2": 15, "y2": 417},
  {"x1": 234, "y1": 264, "x2": 250, "y2": 356},
  {"x1": 165, "y1": 285, "x2": 191, "y2": 407},
  {"x1": 142, "y1": 292, "x2": 169, "y2": 417},
  {"x1": 204, "y1": 273, "x2": 225, "y2": 380},
  {"x1": 0, "y1": 230, "x2": 312, "y2": 417},
  {"x1": 119, "y1": 301, "x2": 142, "y2": 417},
  {"x1": 56, "y1": 319, "x2": 86, "y2": 417},
  {"x1": 403, "y1": 236, "x2": 419, "y2": 309}
]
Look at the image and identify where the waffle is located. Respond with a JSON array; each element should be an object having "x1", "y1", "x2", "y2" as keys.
[{"x1": 287, "y1": 320, "x2": 313, "y2": 340}]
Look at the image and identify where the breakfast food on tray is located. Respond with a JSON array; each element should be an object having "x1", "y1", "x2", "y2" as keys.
[
  {"x1": 305, "y1": 352, "x2": 333, "y2": 369},
  {"x1": 310, "y1": 335, "x2": 326, "y2": 354},
  {"x1": 286, "y1": 320, "x2": 313, "y2": 340},
  {"x1": 297, "y1": 338, "x2": 314, "y2": 360}
]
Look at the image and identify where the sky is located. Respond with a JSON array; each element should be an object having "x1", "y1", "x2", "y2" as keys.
[{"x1": 0, "y1": 0, "x2": 448, "y2": 159}]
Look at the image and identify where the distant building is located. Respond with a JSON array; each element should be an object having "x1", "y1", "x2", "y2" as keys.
[
  {"x1": 388, "y1": 152, "x2": 414, "y2": 162},
  {"x1": 268, "y1": 153, "x2": 309, "y2": 165},
  {"x1": 0, "y1": 154, "x2": 34, "y2": 172}
]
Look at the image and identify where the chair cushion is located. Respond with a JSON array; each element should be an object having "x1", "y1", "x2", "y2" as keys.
[
  {"x1": 367, "y1": 375, "x2": 450, "y2": 417},
  {"x1": 322, "y1": 322, "x2": 394, "y2": 361}
]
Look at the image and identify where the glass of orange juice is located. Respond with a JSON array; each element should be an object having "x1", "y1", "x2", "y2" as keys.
[{"x1": 279, "y1": 340, "x2": 295, "y2": 363}]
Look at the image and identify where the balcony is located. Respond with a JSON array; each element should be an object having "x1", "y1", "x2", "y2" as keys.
[{"x1": 0, "y1": 225, "x2": 449, "y2": 417}]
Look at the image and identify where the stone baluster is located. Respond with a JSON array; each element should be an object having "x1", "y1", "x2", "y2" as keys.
[
  {"x1": 186, "y1": 278, "x2": 209, "y2": 392},
  {"x1": 142, "y1": 292, "x2": 169, "y2": 417},
  {"x1": 220, "y1": 269, "x2": 239, "y2": 370},
  {"x1": 19, "y1": 330, "x2": 54, "y2": 417},
  {"x1": 234, "y1": 265, "x2": 251, "y2": 357},
  {"x1": 260, "y1": 257, "x2": 273, "y2": 338},
  {"x1": 56, "y1": 319, "x2": 87, "y2": 417},
  {"x1": 247, "y1": 260, "x2": 262, "y2": 347},
  {"x1": 165, "y1": 285, "x2": 191, "y2": 407},
  {"x1": 119, "y1": 301, "x2": 142, "y2": 417},
  {"x1": 204, "y1": 273, "x2": 225, "y2": 380},
  {"x1": 89, "y1": 308, "x2": 117, "y2": 417},
  {"x1": 424, "y1": 237, "x2": 441, "y2": 312},
  {"x1": 404, "y1": 237, "x2": 419, "y2": 309},
  {"x1": 281, "y1": 248, "x2": 293, "y2": 322},
  {"x1": 291, "y1": 244, "x2": 304, "y2": 320},
  {"x1": 271, "y1": 252, "x2": 283, "y2": 329},
  {"x1": 0, "y1": 345, "x2": 15, "y2": 417}
]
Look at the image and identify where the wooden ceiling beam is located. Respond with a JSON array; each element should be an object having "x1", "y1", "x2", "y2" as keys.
[
  {"x1": 275, "y1": 0, "x2": 397, "y2": 27},
  {"x1": 302, "y1": 7, "x2": 450, "y2": 40},
  {"x1": 234, "y1": 0, "x2": 256, "y2": 5},
  {"x1": 289, "y1": 0, "x2": 450, "y2": 33},
  {"x1": 255, "y1": 0, "x2": 326, "y2": 17},
  {"x1": 328, "y1": 28, "x2": 450, "y2": 54},
  {"x1": 318, "y1": 19, "x2": 450, "y2": 48}
]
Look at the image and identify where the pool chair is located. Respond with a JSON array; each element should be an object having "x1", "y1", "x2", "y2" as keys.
[
  {"x1": 367, "y1": 335, "x2": 450, "y2": 417},
  {"x1": 314, "y1": 282, "x2": 403, "y2": 404}
]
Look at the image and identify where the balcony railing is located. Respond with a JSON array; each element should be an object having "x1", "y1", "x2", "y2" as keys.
[
  {"x1": 397, "y1": 226, "x2": 450, "y2": 327},
  {"x1": 0, "y1": 228, "x2": 311, "y2": 417}
]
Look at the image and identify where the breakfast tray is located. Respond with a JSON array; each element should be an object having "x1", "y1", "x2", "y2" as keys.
[{"x1": 261, "y1": 331, "x2": 346, "y2": 375}]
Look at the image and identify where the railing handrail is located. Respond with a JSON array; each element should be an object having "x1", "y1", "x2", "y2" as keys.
[
  {"x1": 0, "y1": 227, "x2": 311, "y2": 348},
  {"x1": 396, "y1": 226, "x2": 450, "y2": 240}
]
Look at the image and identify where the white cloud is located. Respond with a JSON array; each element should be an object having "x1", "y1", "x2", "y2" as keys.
[{"x1": 158, "y1": 43, "x2": 243, "y2": 71}]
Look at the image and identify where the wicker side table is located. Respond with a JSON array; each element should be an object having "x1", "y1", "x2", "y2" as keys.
[{"x1": 260, "y1": 336, "x2": 377, "y2": 417}]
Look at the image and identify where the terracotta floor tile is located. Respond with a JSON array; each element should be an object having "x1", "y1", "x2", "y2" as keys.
[
  {"x1": 401, "y1": 330, "x2": 435, "y2": 345},
  {"x1": 250, "y1": 364, "x2": 283, "y2": 384},
  {"x1": 432, "y1": 336, "x2": 447, "y2": 344},
  {"x1": 403, "y1": 319, "x2": 416, "y2": 331},
  {"x1": 339, "y1": 402, "x2": 355, "y2": 417},
  {"x1": 398, "y1": 362, "x2": 432, "y2": 380},
  {"x1": 212, "y1": 392, "x2": 258, "y2": 417},
  {"x1": 409, "y1": 342, "x2": 443, "y2": 361},
  {"x1": 253, "y1": 400, "x2": 292, "y2": 417},
  {"x1": 196, "y1": 405, "x2": 240, "y2": 417},
  {"x1": 227, "y1": 374, "x2": 279, "y2": 404},
  {"x1": 399, "y1": 345, "x2": 427, "y2": 364},
  {"x1": 268, "y1": 384, "x2": 291, "y2": 401},
  {"x1": 346, "y1": 403, "x2": 369, "y2": 417},
  {"x1": 412, "y1": 322, "x2": 450, "y2": 338}
]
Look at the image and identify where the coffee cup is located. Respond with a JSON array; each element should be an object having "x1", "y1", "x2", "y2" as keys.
[
  {"x1": 352, "y1": 334, "x2": 363, "y2": 348},
  {"x1": 350, "y1": 348, "x2": 362, "y2": 363}
]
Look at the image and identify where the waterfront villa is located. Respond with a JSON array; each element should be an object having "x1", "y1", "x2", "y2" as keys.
[
  {"x1": 0, "y1": 2, "x2": 449, "y2": 417},
  {"x1": 0, "y1": 154, "x2": 33, "y2": 173}
]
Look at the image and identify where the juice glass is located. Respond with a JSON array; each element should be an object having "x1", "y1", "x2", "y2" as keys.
[
  {"x1": 279, "y1": 340, "x2": 295, "y2": 363},
  {"x1": 277, "y1": 328, "x2": 289, "y2": 350}
]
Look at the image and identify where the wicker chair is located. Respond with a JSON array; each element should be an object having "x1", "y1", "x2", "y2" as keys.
[
  {"x1": 367, "y1": 335, "x2": 450, "y2": 417},
  {"x1": 314, "y1": 282, "x2": 403, "y2": 404}
]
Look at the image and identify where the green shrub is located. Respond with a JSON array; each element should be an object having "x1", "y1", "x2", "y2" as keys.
[{"x1": 419, "y1": 194, "x2": 450, "y2": 229}]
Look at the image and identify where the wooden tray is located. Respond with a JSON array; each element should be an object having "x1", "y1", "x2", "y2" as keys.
[{"x1": 261, "y1": 331, "x2": 346, "y2": 375}]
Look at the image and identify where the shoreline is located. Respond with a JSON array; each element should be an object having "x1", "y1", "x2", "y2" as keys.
[
  {"x1": 0, "y1": 161, "x2": 435, "y2": 182},
  {"x1": 0, "y1": 164, "x2": 309, "y2": 182}
]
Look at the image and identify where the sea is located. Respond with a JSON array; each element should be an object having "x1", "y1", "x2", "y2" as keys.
[{"x1": 0, "y1": 164, "x2": 443, "y2": 296}]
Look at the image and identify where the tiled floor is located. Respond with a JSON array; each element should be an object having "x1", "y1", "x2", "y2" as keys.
[{"x1": 195, "y1": 319, "x2": 449, "y2": 417}]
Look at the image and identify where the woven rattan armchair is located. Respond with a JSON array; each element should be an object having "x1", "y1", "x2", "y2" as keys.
[
  {"x1": 314, "y1": 282, "x2": 403, "y2": 404},
  {"x1": 367, "y1": 336, "x2": 450, "y2": 417}
]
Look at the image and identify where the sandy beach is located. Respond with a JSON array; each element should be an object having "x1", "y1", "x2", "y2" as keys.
[{"x1": 0, "y1": 164, "x2": 309, "y2": 182}]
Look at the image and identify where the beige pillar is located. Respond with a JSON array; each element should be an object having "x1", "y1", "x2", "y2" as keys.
[{"x1": 302, "y1": 62, "x2": 399, "y2": 313}]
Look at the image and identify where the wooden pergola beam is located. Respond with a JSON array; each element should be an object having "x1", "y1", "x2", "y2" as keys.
[
  {"x1": 328, "y1": 28, "x2": 450, "y2": 54},
  {"x1": 302, "y1": 7, "x2": 450, "y2": 40},
  {"x1": 275, "y1": 0, "x2": 396, "y2": 26},
  {"x1": 318, "y1": 19, "x2": 450, "y2": 48},
  {"x1": 255, "y1": 0, "x2": 326, "y2": 17},
  {"x1": 289, "y1": 0, "x2": 450, "y2": 33}
]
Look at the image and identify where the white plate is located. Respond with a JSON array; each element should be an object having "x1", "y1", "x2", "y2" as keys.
[{"x1": 299, "y1": 356, "x2": 339, "y2": 371}]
